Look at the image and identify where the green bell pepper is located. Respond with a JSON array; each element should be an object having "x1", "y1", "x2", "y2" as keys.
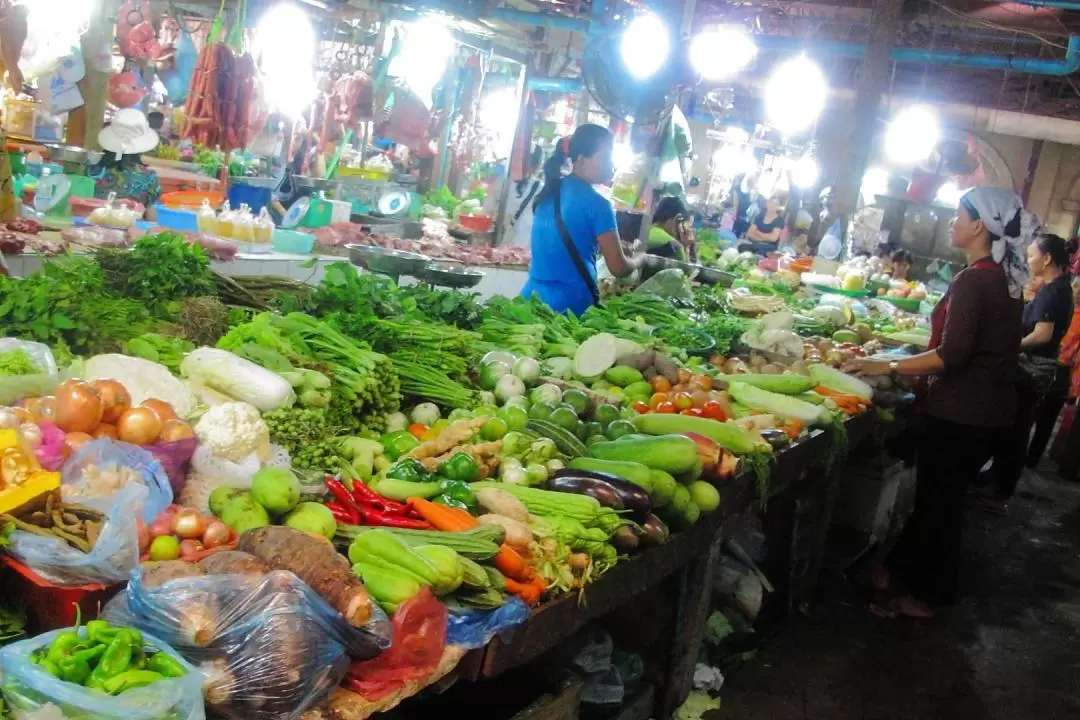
[
  {"x1": 386, "y1": 458, "x2": 430, "y2": 483},
  {"x1": 436, "y1": 452, "x2": 480, "y2": 483},
  {"x1": 102, "y1": 670, "x2": 165, "y2": 695},
  {"x1": 433, "y1": 494, "x2": 467, "y2": 511},
  {"x1": 380, "y1": 431, "x2": 420, "y2": 460},
  {"x1": 437, "y1": 479, "x2": 477, "y2": 510},
  {"x1": 147, "y1": 653, "x2": 187, "y2": 678}
]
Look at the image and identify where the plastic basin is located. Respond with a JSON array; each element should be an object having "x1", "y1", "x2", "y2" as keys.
[
  {"x1": 154, "y1": 204, "x2": 199, "y2": 232},
  {"x1": 272, "y1": 229, "x2": 315, "y2": 254}
]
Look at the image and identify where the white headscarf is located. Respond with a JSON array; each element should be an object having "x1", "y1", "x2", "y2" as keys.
[{"x1": 959, "y1": 187, "x2": 1039, "y2": 300}]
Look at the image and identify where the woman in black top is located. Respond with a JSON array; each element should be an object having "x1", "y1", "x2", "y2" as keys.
[{"x1": 985, "y1": 233, "x2": 1075, "y2": 511}]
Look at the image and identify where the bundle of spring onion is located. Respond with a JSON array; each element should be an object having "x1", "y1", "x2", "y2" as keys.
[{"x1": 390, "y1": 356, "x2": 476, "y2": 409}]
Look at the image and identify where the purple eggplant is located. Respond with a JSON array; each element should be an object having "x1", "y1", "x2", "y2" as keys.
[
  {"x1": 611, "y1": 525, "x2": 640, "y2": 553},
  {"x1": 550, "y1": 469, "x2": 652, "y2": 519},
  {"x1": 548, "y1": 473, "x2": 625, "y2": 510},
  {"x1": 636, "y1": 514, "x2": 669, "y2": 548}
]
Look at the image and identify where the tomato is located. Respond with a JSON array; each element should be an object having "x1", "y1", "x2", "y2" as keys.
[
  {"x1": 407, "y1": 423, "x2": 429, "y2": 439},
  {"x1": 672, "y1": 392, "x2": 693, "y2": 411},
  {"x1": 702, "y1": 401, "x2": 727, "y2": 421},
  {"x1": 682, "y1": 407, "x2": 704, "y2": 417},
  {"x1": 690, "y1": 390, "x2": 711, "y2": 409},
  {"x1": 677, "y1": 368, "x2": 692, "y2": 385},
  {"x1": 632, "y1": 401, "x2": 650, "y2": 415},
  {"x1": 650, "y1": 376, "x2": 672, "y2": 393},
  {"x1": 689, "y1": 374, "x2": 713, "y2": 391},
  {"x1": 649, "y1": 392, "x2": 670, "y2": 410},
  {"x1": 656, "y1": 402, "x2": 677, "y2": 414}
]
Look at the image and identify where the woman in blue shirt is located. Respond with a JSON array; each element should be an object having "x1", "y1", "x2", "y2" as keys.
[{"x1": 521, "y1": 125, "x2": 642, "y2": 315}]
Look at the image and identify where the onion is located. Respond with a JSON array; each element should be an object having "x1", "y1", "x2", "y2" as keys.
[
  {"x1": 11, "y1": 407, "x2": 31, "y2": 423},
  {"x1": 93, "y1": 424, "x2": 118, "y2": 440},
  {"x1": 28, "y1": 396, "x2": 58, "y2": 424},
  {"x1": 18, "y1": 422, "x2": 42, "y2": 448},
  {"x1": 64, "y1": 432, "x2": 94, "y2": 454},
  {"x1": 149, "y1": 508, "x2": 177, "y2": 538},
  {"x1": 92, "y1": 379, "x2": 131, "y2": 423},
  {"x1": 140, "y1": 398, "x2": 178, "y2": 423},
  {"x1": 55, "y1": 382, "x2": 103, "y2": 434},
  {"x1": 159, "y1": 419, "x2": 195, "y2": 443},
  {"x1": 179, "y1": 538, "x2": 205, "y2": 560},
  {"x1": 202, "y1": 520, "x2": 231, "y2": 548},
  {"x1": 136, "y1": 518, "x2": 151, "y2": 552},
  {"x1": 117, "y1": 408, "x2": 162, "y2": 445},
  {"x1": 0, "y1": 408, "x2": 19, "y2": 429},
  {"x1": 172, "y1": 507, "x2": 209, "y2": 539}
]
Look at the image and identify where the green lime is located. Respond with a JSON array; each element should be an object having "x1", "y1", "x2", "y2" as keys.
[
  {"x1": 593, "y1": 404, "x2": 621, "y2": 426},
  {"x1": 605, "y1": 419, "x2": 637, "y2": 440},
  {"x1": 500, "y1": 405, "x2": 529, "y2": 431},
  {"x1": 586, "y1": 434, "x2": 609, "y2": 447},
  {"x1": 473, "y1": 404, "x2": 500, "y2": 420},
  {"x1": 447, "y1": 408, "x2": 472, "y2": 422},
  {"x1": 481, "y1": 417, "x2": 509, "y2": 441},
  {"x1": 504, "y1": 395, "x2": 530, "y2": 411},
  {"x1": 528, "y1": 403, "x2": 554, "y2": 421},
  {"x1": 561, "y1": 389, "x2": 590, "y2": 416},
  {"x1": 549, "y1": 406, "x2": 581, "y2": 433}
]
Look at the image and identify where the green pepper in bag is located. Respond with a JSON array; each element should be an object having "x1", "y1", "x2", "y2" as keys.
[
  {"x1": 380, "y1": 431, "x2": 420, "y2": 460},
  {"x1": 437, "y1": 452, "x2": 480, "y2": 483},
  {"x1": 102, "y1": 670, "x2": 165, "y2": 695},
  {"x1": 147, "y1": 652, "x2": 187, "y2": 678}
]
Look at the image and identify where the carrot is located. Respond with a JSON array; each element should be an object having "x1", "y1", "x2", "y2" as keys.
[
  {"x1": 813, "y1": 386, "x2": 865, "y2": 404},
  {"x1": 408, "y1": 498, "x2": 477, "y2": 531},
  {"x1": 781, "y1": 419, "x2": 803, "y2": 440},
  {"x1": 504, "y1": 576, "x2": 542, "y2": 606},
  {"x1": 494, "y1": 544, "x2": 531, "y2": 581}
]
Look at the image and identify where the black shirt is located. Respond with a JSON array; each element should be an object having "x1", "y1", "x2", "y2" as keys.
[
  {"x1": 752, "y1": 214, "x2": 783, "y2": 236},
  {"x1": 1022, "y1": 274, "x2": 1073, "y2": 357}
]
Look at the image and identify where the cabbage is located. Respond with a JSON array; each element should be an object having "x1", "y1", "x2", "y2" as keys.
[
  {"x1": 529, "y1": 383, "x2": 562, "y2": 407},
  {"x1": 83, "y1": 353, "x2": 201, "y2": 419},
  {"x1": 180, "y1": 348, "x2": 296, "y2": 412}
]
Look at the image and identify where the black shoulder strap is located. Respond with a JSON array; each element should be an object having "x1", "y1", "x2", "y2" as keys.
[{"x1": 552, "y1": 179, "x2": 601, "y2": 307}]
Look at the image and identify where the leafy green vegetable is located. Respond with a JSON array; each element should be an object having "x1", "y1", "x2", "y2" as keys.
[
  {"x1": 96, "y1": 233, "x2": 216, "y2": 316},
  {"x1": 0, "y1": 349, "x2": 38, "y2": 376},
  {"x1": 124, "y1": 334, "x2": 195, "y2": 374}
]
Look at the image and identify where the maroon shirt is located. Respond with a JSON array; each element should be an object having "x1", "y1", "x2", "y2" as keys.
[{"x1": 926, "y1": 259, "x2": 1022, "y2": 427}]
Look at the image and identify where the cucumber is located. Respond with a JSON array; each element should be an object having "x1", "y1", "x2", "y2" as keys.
[
  {"x1": 674, "y1": 456, "x2": 704, "y2": 484},
  {"x1": 568, "y1": 457, "x2": 655, "y2": 493},
  {"x1": 527, "y1": 419, "x2": 588, "y2": 458},
  {"x1": 631, "y1": 413, "x2": 762, "y2": 454},
  {"x1": 588, "y1": 435, "x2": 699, "y2": 474},
  {"x1": 713, "y1": 374, "x2": 816, "y2": 395},
  {"x1": 604, "y1": 365, "x2": 645, "y2": 388},
  {"x1": 649, "y1": 470, "x2": 677, "y2": 507}
]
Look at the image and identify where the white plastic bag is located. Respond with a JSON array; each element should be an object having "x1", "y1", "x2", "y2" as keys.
[{"x1": 0, "y1": 338, "x2": 59, "y2": 405}]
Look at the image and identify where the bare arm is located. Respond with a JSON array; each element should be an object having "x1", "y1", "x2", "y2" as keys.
[
  {"x1": 844, "y1": 349, "x2": 945, "y2": 377},
  {"x1": 1021, "y1": 321, "x2": 1054, "y2": 349},
  {"x1": 598, "y1": 230, "x2": 641, "y2": 278}
]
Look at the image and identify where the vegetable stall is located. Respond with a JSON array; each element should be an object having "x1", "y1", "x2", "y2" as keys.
[{"x1": 0, "y1": 232, "x2": 910, "y2": 720}]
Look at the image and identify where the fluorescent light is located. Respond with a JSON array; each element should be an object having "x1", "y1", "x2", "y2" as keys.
[
  {"x1": 620, "y1": 13, "x2": 669, "y2": 80},
  {"x1": 885, "y1": 104, "x2": 940, "y2": 165},
  {"x1": 690, "y1": 28, "x2": 757, "y2": 81},
  {"x1": 791, "y1": 155, "x2": 820, "y2": 189},
  {"x1": 764, "y1": 55, "x2": 827, "y2": 136}
]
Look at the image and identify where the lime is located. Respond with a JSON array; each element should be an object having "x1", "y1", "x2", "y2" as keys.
[
  {"x1": 593, "y1": 403, "x2": 621, "y2": 425},
  {"x1": 473, "y1": 404, "x2": 500, "y2": 420},
  {"x1": 500, "y1": 405, "x2": 529, "y2": 431},
  {"x1": 586, "y1": 434, "x2": 609, "y2": 447},
  {"x1": 605, "y1": 419, "x2": 637, "y2": 440},
  {"x1": 149, "y1": 535, "x2": 180, "y2": 561},
  {"x1": 549, "y1": 406, "x2": 581, "y2": 433},
  {"x1": 481, "y1": 417, "x2": 509, "y2": 441},
  {"x1": 561, "y1": 389, "x2": 589, "y2": 416},
  {"x1": 448, "y1": 408, "x2": 472, "y2": 422},
  {"x1": 504, "y1": 395, "x2": 530, "y2": 411},
  {"x1": 528, "y1": 403, "x2": 554, "y2": 421}
]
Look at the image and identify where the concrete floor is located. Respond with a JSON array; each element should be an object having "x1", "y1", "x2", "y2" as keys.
[{"x1": 718, "y1": 468, "x2": 1080, "y2": 720}]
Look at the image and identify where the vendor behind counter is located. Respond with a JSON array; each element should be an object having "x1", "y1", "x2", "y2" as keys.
[
  {"x1": 647, "y1": 196, "x2": 695, "y2": 262},
  {"x1": 88, "y1": 109, "x2": 162, "y2": 218}
]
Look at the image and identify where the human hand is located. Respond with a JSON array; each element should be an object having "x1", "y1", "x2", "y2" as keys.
[{"x1": 841, "y1": 358, "x2": 893, "y2": 377}]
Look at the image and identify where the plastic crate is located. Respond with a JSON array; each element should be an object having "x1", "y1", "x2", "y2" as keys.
[{"x1": 0, "y1": 556, "x2": 123, "y2": 633}]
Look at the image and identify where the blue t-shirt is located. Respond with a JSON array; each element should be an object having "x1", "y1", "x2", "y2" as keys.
[{"x1": 521, "y1": 176, "x2": 617, "y2": 315}]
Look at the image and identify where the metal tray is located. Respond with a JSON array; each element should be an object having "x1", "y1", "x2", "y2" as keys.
[
  {"x1": 422, "y1": 261, "x2": 485, "y2": 288},
  {"x1": 640, "y1": 254, "x2": 735, "y2": 287},
  {"x1": 346, "y1": 244, "x2": 430, "y2": 277}
]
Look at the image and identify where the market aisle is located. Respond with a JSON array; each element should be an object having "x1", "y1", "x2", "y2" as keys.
[{"x1": 717, "y1": 468, "x2": 1080, "y2": 719}]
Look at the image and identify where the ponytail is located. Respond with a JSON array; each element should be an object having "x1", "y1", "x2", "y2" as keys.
[{"x1": 533, "y1": 136, "x2": 570, "y2": 210}]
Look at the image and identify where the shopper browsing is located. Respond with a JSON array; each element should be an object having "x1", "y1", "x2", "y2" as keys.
[
  {"x1": 844, "y1": 186, "x2": 1031, "y2": 617},
  {"x1": 521, "y1": 125, "x2": 643, "y2": 315}
]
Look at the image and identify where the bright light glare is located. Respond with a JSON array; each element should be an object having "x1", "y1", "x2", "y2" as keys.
[
  {"x1": 613, "y1": 141, "x2": 636, "y2": 173},
  {"x1": 720, "y1": 126, "x2": 750, "y2": 144},
  {"x1": 791, "y1": 155, "x2": 820, "y2": 189},
  {"x1": 861, "y1": 167, "x2": 889, "y2": 205},
  {"x1": 764, "y1": 55, "x2": 827, "y2": 135},
  {"x1": 935, "y1": 181, "x2": 967, "y2": 208},
  {"x1": 390, "y1": 17, "x2": 455, "y2": 106},
  {"x1": 711, "y1": 144, "x2": 757, "y2": 176},
  {"x1": 21, "y1": 0, "x2": 94, "y2": 80},
  {"x1": 690, "y1": 27, "x2": 757, "y2": 81},
  {"x1": 885, "y1": 105, "x2": 940, "y2": 165},
  {"x1": 620, "y1": 13, "x2": 670, "y2": 80},
  {"x1": 255, "y1": 3, "x2": 316, "y2": 117},
  {"x1": 479, "y1": 89, "x2": 519, "y2": 156}
]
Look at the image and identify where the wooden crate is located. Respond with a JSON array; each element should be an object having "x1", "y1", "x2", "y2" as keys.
[{"x1": 511, "y1": 675, "x2": 584, "y2": 720}]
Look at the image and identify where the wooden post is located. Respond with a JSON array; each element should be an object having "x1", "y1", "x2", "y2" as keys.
[{"x1": 823, "y1": 0, "x2": 905, "y2": 244}]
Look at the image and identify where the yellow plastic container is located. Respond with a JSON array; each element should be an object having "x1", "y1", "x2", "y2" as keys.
[{"x1": 0, "y1": 428, "x2": 60, "y2": 515}]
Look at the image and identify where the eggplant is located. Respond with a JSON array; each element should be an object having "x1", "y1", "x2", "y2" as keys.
[
  {"x1": 549, "y1": 469, "x2": 652, "y2": 519},
  {"x1": 548, "y1": 472, "x2": 624, "y2": 510},
  {"x1": 611, "y1": 525, "x2": 640, "y2": 553},
  {"x1": 759, "y1": 428, "x2": 791, "y2": 450},
  {"x1": 637, "y1": 513, "x2": 669, "y2": 548}
]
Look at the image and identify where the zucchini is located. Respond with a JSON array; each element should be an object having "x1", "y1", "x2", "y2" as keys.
[
  {"x1": 713, "y1": 374, "x2": 815, "y2": 395},
  {"x1": 336, "y1": 524, "x2": 503, "y2": 560},
  {"x1": 527, "y1": 419, "x2": 589, "y2": 457},
  {"x1": 568, "y1": 457, "x2": 655, "y2": 492},
  {"x1": 630, "y1": 413, "x2": 762, "y2": 454},
  {"x1": 588, "y1": 435, "x2": 699, "y2": 474},
  {"x1": 649, "y1": 470, "x2": 677, "y2": 507}
]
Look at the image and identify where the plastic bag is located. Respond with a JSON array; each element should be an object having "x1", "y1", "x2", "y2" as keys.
[
  {"x1": 146, "y1": 436, "x2": 198, "y2": 495},
  {"x1": 189, "y1": 444, "x2": 261, "y2": 488},
  {"x1": 636, "y1": 268, "x2": 693, "y2": 300},
  {"x1": 346, "y1": 588, "x2": 447, "y2": 702},
  {"x1": 0, "y1": 338, "x2": 59, "y2": 405},
  {"x1": 0, "y1": 628, "x2": 204, "y2": 720},
  {"x1": 445, "y1": 597, "x2": 529, "y2": 650},
  {"x1": 60, "y1": 439, "x2": 173, "y2": 523},
  {"x1": 6, "y1": 482, "x2": 146, "y2": 586},
  {"x1": 33, "y1": 422, "x2": 67, "y2": 471},
  {"x1": 103, "y1": 567, "x2": 391, "y2": 720}
]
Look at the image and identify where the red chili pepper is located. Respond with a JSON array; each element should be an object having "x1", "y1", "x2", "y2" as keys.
[
  {"x1": 351, "y1": 481, "x2": 410, "y2": 514},
  {"x1": 326, "y1": 501, "x2": 359, "y2": 525},
  {"x1": 357, "y1": 506, "x2": 431, "y2": 529}
]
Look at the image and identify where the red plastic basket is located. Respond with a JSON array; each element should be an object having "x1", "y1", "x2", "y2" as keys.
[
  {"x1": 0, "y1": 556, "x2": 123, "y2": 632},
  {"x1": 458, "y1": 214, "x2": 493, "y2": 233}
]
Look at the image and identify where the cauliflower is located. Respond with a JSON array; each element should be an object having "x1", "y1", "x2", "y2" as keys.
[{"x1": 194, "y1": 402, "x2": 270, "y2": 461}]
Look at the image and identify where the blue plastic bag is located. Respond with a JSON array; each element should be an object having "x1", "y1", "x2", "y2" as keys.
[
  {"x1": 446, "y1": 597, "x2": 530, "y2": 650},
  {"x1": 103, "y1": 566, "x2": 391, "y2": 720},
  {"x1": 0, "y1": 628, "x2": 204, "y2": 720},
  {"x1": 61, "y1": 439, "x2": 173, "y2": 523},
  {"x1": 6, "y1": 482, "x2": 146, "y2": 586}
]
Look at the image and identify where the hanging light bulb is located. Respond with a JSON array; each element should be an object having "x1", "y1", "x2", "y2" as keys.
[
  {"x1": 690, "y1": 27, "x2": 757, "y2": 81},
  {"x1": 620, "y1": 13, "x2": 670, "y2": 81},
  {"x1": 764, "y1": 55, "x2": 828, "y2": 136},
  {"x1": 255, "y1": 3, "x2": 316, "y2": 117},
  {"x1": 791, "y1": 155, "x2": 820, "y2": 189},
  {"x1": 885, "y1": 105, "x2": 940, "y2": 165}
]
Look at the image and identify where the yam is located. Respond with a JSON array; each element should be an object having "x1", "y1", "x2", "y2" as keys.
[
  {"x1": 475, "y1": 487, "x2": 528, "y2": 522},
  {"x1": 198, "y1": 550, "x2": 270, "y2": 576},
  {"x1": 141, "y1": 560, "x2": 206, "y2": 588},
  {"x1": 615, "y1": 350, "x2": 656, "y2": 372},
  {"x1": 236, "y1": 526, "x2": 374, "y2": 627},
  {"x1": 653, "y1": 354, "x2": 680, "y2": 383},
  {"x1": 478, "y1": 514, "x2": 531, "y2": 549}
]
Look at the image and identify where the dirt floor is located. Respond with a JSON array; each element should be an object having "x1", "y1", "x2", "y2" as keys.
[{"x1": 717, "y1": 467, "x2": 1080, "y2": 720}]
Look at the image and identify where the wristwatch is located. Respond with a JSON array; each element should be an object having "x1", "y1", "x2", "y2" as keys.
[{"x1": 889, "y1": 360, "x2": 900, "y2": 374}]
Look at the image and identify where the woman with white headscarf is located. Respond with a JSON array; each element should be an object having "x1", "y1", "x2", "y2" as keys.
[{"x1": 845, "y1": 186, "x2": 1033, "y2": 617}]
